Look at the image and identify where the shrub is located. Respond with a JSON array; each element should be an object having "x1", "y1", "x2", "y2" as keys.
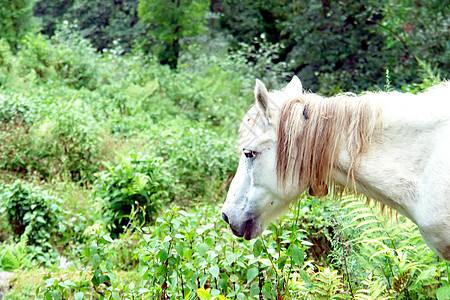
[
  {"x1": 32, "y1": 101, "x2": 104, "y2": 182},
  {"x1": 94, "y1": 153, "x2": 173, "y2": 238},
  {"x1": 150, "y1": 125, "x2": 238, "y2": 202},
  {"x1": 0, "y1": 180, "x2": 62, "y2": 247},
  {"x1": 0, "y1": 93, "x2": 105, "y2": 182},
  {"x1": 17, "y1": 23, "x2": 99, "y2": 89},
  {"x1": 0, "y1": 92, "x2": 40, "y2": 175},
  {"x1": 0, "y1": 92, "x2": 39, "y2": 125},
  {"x1": 161, "y1": 48, "x2": 253, "y2": 127},
  {"x1": 0, "y1": 0, "x2": 37, "y2": 50}
]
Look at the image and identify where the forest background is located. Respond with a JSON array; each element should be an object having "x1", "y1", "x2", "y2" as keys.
[{"x1": 0, "y1": 0, "x2": 449, "y2": 299}]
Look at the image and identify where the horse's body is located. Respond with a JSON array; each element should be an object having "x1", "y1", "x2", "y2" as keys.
[{"x1": 221, "y1": 76, "x2": 450, "y2": 259}]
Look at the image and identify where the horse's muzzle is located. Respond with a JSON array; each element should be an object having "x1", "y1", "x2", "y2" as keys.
[{"x1": 221, "y1": 212, "x2": 256, "y2": 240}]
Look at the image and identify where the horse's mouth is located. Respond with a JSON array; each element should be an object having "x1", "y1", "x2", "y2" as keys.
[
  {"x1": 230, "y1": 219, "x2": 261, "y2": 240},
  {"x1": 231, "y1": 228, "x2": 255, "y2": 240},
  {"x1": 221, "y1": 211, "x2": 263, "y2": 240}
]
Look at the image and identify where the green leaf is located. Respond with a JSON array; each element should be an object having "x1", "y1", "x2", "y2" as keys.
[
  {"x1": 51, "y1": 290, "x2": 62, "y2": 300},
  {"x1": 278, "y1": 256, "x2": 287, "y2": 270},
  {"x1": 290, "y1": 244, "x2": 305, "y2": 266},
  {"x1": 197, "y1": 243, "x2": 209, "y2": 257},
  {"x1": 218, "y1": 278, "x2": 228, "y2": 292},
  {"x1": 437, "y1": 285, "x2": 450, "y2": 300},
  {"x1": 89, "y1": 244, "x2": 98, "y2": 255},
  {"x1": 44, "y1": 278, "x2": 58, "y2": 286},
  {"x1": 90, "y1": 254, "x2": 101, "y2": 269},
  {"x1": 138, "y1": 288, "x2": 150, "y2": 295},
  {"x1": 139, "y1": 265, "x2": 149, "y2": 278},
  {"x1": 102, "y1": 235, "x2": 113, "y2": 243},
  {"x1": 253, "y1": 239, "x2": 263, "y2": 257},
  {"x1": 156, "y1": 264, "x2": 168, "y2": 277},
  {"x1": 74, "y1": 292, "x2": 84, "y2": 300},
  {"x1": 111, "y1": 291, "x2": 120, "y2": 300},
  {"x1": 208, "y1": 266, "x2": 219, "y2": 278},
  {"x1": 196, "y1": 287, "x2": 211, "y2": 300},
  {"x1": 143, "y1": 234, "x2": 151, "y2": 243},
  {"x1": 157, "y1": 249, "x2": 168, "y2": 263},
  {"x1": 59, "y1": 280, "x2": 76, "y2": 289},
  {"x1": 247, "y1": 267, "x2": 258, "y2": 283},
  {"x1": 175, "y1": 242, "x2": 184, "y2": 257},
  {"x1": 225, "y1": 252, "x2": 236, "y2": 265},
  {"x1": 299, "y1": 270, "x2": 312, "y2": 285}
]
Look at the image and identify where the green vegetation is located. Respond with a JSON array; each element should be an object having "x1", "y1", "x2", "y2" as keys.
[
  {"x1": 0, "y1": 1, "x2": 448, "y2": 299},
  {"x1": 138, "y1": 0, "x2": 210, "y2": 68}
]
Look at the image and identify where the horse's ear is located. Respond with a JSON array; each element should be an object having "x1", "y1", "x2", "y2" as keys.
[
  {"x1": 284, "y1": 75, "x2": 303, "y2": 99},
  {"x1": 254, "y1": 79, "x2": 272, "y2": 120}
]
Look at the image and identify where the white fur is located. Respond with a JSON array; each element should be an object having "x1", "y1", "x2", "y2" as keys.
[{"x1": 221, "y1": 76, "x2": 450, "y2": 260}]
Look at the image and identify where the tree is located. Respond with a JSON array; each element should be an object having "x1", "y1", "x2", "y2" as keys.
[
  {"x1": 218, "y1": 0, "x2": 449, "y2": 93},
  {"x1": 33, "y1": 0, "x2": 74, "y2": 37},
  {"x1": 138, "y1": 0, "x2": 209, "y2": 68},
  {"x1": 66, "y1": 0, "x2": 144, "y2": 52},
  {"x1": 0, "y1": 0, "x2": 37, "y2": 50}
]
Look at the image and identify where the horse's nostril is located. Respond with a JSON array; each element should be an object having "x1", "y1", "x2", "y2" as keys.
[
  {"x1": 244, "y1": 218, "x2": 253, "y2": 230},
  {"x1": 222, "y1": 212, "x2": 229, "y2": 224}
]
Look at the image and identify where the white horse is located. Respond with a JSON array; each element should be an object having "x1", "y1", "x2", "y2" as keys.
[{"x1": 221, "y1": 76, "x2": 450, "y2": 260}]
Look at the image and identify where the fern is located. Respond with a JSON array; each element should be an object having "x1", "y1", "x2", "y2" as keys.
[
  {"x1": 0, "y1": 234, "x2": 31, "y2": 271},
  {"x1": 417, "y1": 58, "x2": 442, "y2": 88},
  {"x1": 354, "y1": 275, "x2": 389, "y2": 300},
  {"x1": 332, "y1": 195, "x2": 447, "y2": 298},
  {"x1": 313, "y1": 266, "x2": 345, "y2": 299}
]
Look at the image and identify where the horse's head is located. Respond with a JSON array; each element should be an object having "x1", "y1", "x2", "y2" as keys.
[{"x1": 221, "y1": 76, "x2": 306, "y2": 240}]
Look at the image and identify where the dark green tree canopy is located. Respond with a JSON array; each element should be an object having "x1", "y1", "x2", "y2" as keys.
[
  {"x1": 138, "y1": 0, "x2": 209, "y2": 68},
  {"x1": 3, "y1": 0, "x2": 447, "y2": 89}
]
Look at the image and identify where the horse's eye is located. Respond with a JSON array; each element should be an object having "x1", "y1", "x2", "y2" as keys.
[{"x1": 243, "y1": 149, "x2": 257, "y2": 158}]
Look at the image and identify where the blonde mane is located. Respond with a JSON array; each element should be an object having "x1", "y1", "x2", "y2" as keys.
[{"x1": 276, "y1": 92, "x2": 382, "y2": 197}]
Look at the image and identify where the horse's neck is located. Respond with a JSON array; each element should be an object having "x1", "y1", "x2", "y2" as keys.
[{"x1": 332, "y1": 91, "x2": 449, "y2": 221}]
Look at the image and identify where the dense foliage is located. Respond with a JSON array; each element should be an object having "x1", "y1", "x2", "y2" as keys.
[
  {"x1": 3, "y1": 0, "x2": 447, "y2": 91},
  {"x1": 0, "y1": 1, "x2": 448, "y2": 299},
  {"x1": 94, "y1": 154, "x2": 173, "y2": 238},
  {"x1": 138, "y1": 0, "x2": 209, "y2": 68},
  {"x1": 0, "y1": 0, "x2": 37, "y2": 50},
  {"x1": 218, "y1": 0, "x2": 449, "y2": 93}
]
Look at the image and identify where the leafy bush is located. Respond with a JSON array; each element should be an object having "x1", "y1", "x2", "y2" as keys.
[
  {"x1": 0, "y1": 180, "x2": 62, "y2": 247},
  {"x1": 28, "y1": 193, "x2": 450, "y2": 299},
  {"x1": 34, "y1": 204, "x2": 312, "y2": 299},
  {"x1": 94, "y1": 153, "x2": 173, "y2": 238},
  {"x1": 0, "y1": 92, "x2": 39, "y2": 125},
  {"x1": 0, "y1": 92, "x2": 40, "y2": 175},
  {"x1": 0, "y1": 180, "x2": 90, "y2": 267},
  {"x1": 0, "y1": 93, "x2": 105, "y2": 182},
  {"x1": 31, "y1": 101, "x2": 105, "y2": 182},
  {"x1": 0, "y1": 0, "x2": 37, "y2": 50},
  {"x1": 16, "y1": 23, "x2": 99, "y2": 89},
  {"x1": 149, "y1": 125, "x2": 238, "y2": 202},
  {"x1": 165, "y1": 47, "x2": 253, "y2": 127}
]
